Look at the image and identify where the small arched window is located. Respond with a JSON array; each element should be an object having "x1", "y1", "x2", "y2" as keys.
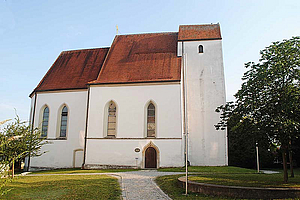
[
  {"x1": 107, "y1": 101, "x2": 116, "y2": 137},
  {"x1": 41, "y1": 107, "x2": 49, "y2": 137},
  {"x1": 198, "y1": 45, "x2": 204, "y2": 53},
  {"x1": 147, "y1": 103, "x2": 155, "y2": 137},
  {"x1": 59, "y1": 106, "x2": 68, "y2": 138}
]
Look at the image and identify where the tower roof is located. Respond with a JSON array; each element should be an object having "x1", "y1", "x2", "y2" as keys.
[{"x1": 178, "y1": 24, "x2": 221, "y2": 41}]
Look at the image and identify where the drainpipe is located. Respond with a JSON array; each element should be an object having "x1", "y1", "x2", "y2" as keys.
[
  {"x1": 82, "y1": 86, "x2": 91, "y2": 169},
  {"x1": 27, "y1": 93, "x2": 37, "y2": 171}
]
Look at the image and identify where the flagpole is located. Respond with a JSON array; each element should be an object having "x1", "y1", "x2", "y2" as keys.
[{"x1": 183, "y1": 52, "x2": 189, "y2": 195}]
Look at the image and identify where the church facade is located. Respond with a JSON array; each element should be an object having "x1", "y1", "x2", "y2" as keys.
[{"x1": 28, "y1": 24, "x2": 227, "y2": 169}]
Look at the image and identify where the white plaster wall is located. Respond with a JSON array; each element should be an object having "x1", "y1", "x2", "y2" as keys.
[
  {"x1": 85, "y1": 139, "x2": 183, "y2": 168},
  {"x1": 85, "y1": 83, "x2": 183, "y2": 167},
  {"x1": 183, "y1": 40, "x2": 228, "y2": 166},
  {"x1": 87, "y1": 84, "x2": 182, "y2": 139},
  {"x1": 30, "y1": 90, "x2": 87, "y2": 168}
]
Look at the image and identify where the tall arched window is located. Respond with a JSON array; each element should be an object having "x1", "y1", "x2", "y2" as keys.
[
  {"x1": 59, "y1": 106, "x2": 68, "y2": 138},
  {"x1": 41, "y1": 107, "x2": 49, "y2": 137},
  {"x1": 147, "y1": 103, "x2": 155, "y2": 137},
  {"x1": 198, "y1": 45, "x2": 204, "y2": 53},
  {"x1": 107, "y1": 101, "x2": 116, "y2": 137}
]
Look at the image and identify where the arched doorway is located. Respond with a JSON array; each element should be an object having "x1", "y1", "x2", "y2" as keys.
[{"x1": 145, "y1": 147, "x2": 157, "y2": 168}]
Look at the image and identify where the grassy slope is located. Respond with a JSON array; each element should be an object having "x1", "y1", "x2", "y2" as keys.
[
  {"x1": 156, "y1": 175, "x2": 231, "y2": 200},
  {"x1": 156, "y1": 167, "x2": 300, "y2": 199},
  {"x1": 158, "y1": 166, "x2": 257, "y2": 173},
  {"x1": 1, "y1": 175, "x2": 121, "y2": 200},
  {"x1": 189, "y1": 173, "x2": 300, "y2": 188},
  {"x1": 31, "y1": 168, "x2": 138, "y2": 174}
]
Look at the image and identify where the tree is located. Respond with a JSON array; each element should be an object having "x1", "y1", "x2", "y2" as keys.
[
  {"x1": 216, "y1": 37, "x2": 300, "y2": 183},
  {"x1": 226, "y1": 113, "x2": 275, "y2": 169},
  {"x1": 0, "y1": 115, "x2": 48, "y2": 178}
]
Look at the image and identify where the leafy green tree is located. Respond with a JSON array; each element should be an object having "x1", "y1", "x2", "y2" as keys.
[
  {"x1": 226, "y1": 113, "x2": 275, "y2": 169},
  {"x1": 216, "y1": 37, "x2": 300, "y2": 183},
  {"x1": 0, "y1": 115, "x2": 48, "y2": 178}
]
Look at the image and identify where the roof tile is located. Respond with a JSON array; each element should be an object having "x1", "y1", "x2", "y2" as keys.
[
  {"x1": 32, "y1": 48, "x2": 109, "y2": 93},
  {"x1": 92, "y1": 32, "x2": 181, "y2": 84},
  {"x1": 178, "y1": 24, "x2": 221, "y2": 41}
]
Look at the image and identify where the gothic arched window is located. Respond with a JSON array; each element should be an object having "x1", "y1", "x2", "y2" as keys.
[
  {"x1": 41, "y1": 106, "x2": 49, "y2": 137},
  {"x1": 147, "y1": 103, "x2": 156, "y2": 137},
  {"x1": 107, "y1": 101, "x2": 117, "y2": 137},
  {"x1": 59, "y1": 106, "x2": 68, "y2": 138}
]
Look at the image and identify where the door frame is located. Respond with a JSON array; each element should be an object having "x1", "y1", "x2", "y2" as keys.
[{"x1": 142, "y1": 141, "x2": 160, "y2": 169}]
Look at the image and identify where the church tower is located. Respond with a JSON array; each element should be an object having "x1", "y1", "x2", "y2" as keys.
[{"x1": 178, "y1": 24, "x2": 228, "y2": 165}]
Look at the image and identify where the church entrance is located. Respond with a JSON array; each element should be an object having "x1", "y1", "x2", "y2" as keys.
[{"x1": 145, "y1": 147, "x2": 157, "y2": 168}]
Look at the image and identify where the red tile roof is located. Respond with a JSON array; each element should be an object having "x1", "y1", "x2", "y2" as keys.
[
  {"x1": 178, "y1": 24, "x2": 221, "y2": 41},
  {"x1": 31, "y1": 24, "x2": 222, "y2": 94},
  {"x1": 91, "y1": 32, "x2": 181, "y2": 84},
  {"x1": 31, "y1": 48, "x2": 109, "y2": 94}
]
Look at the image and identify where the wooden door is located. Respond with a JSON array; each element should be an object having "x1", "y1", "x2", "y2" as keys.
[{"x1": 145, "y1": 147, "x2": 157, "y2": 168}]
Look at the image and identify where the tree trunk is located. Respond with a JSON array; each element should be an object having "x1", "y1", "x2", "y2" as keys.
[
  {"x1": 282, "y1": 147, "x2": 288, "y2": 183},
  {"x1": 289, "y1": 150, "x2": 294, "y2": 178},
  {"x1": 26, "y1": 156, "x2": 31, "y2": 172},
  {"x1": 12, "y1": 159, "x2": 15, "y2": 179}
]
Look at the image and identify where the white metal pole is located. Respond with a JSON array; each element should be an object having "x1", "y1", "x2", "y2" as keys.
[
  {"x1": 184, "y1": 53, "x2": 188, "y2": 195},
  {"x1": 256, "y1": 143, "x2": 260, "y2": 173}
]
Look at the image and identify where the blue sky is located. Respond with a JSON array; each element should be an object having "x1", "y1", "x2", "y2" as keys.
[{"x1": 0, "y1": 0, "x2": 299, "y2": 121}]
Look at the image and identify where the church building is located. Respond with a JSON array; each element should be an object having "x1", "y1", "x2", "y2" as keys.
[{"x1": 28, "y1": 24, "x2": 228, "y2": 169}]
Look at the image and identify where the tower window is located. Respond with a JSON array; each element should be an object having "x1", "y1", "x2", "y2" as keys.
[{"x1": 198, "y1": 45, "x2": 204, "y2": 53}]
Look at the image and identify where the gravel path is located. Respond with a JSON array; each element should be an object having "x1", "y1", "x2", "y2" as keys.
[
  {"x1": 115, "y1": 170, "x2": 184, "y2": 200},
  {"x1": 27, "y1": 170, "x2": 184, "y2": 200}
]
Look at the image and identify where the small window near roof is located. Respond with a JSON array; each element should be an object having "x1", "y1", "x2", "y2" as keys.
[{"x1": 198, "y1": 45, "x2": 204, "y2": 53}]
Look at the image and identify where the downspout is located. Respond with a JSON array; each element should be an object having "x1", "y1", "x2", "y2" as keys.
[
  {"x1": 27, "y1": 92, "x2": 37, "y2": 171},
  {"x1": 82, "y1": 86, "x2": 91, "y2": 169}
]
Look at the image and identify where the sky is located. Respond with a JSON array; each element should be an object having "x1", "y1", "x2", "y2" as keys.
[{"x1": 0, "y1": 0, "x2": 299, "y2": 121}]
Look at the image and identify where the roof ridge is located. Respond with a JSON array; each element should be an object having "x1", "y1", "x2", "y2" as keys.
[
  {"x1": 117, "y1": 31, "x2": 178, "y2": 36},
  {"x1": 179, "y1": 23, "x2": 219, "y2": 26},
  {"x1": 62, "y1": 47, "x2": 110, "y2": 54}
]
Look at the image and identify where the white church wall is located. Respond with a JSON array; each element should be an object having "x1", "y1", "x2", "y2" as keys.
[
  {"x1": 182, "y1": 40, "x2": 228, "y2": 166},
  {"x1": 87, "y1": 83, "x2": 182, "y2": 139},
  {"x1": 30, "y1": 90, "x2": 87, "y2": 168},
  {"x1": 85, "y1": 83, "x2": 183, "y2": 167},
  {"x1": 85, "y1": 139, "x2": 183, "y2": 168}
]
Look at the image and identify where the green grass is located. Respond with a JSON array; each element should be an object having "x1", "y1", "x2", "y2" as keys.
[
  {"x1": 31, "y1": 167, "x2": 138, "y2": 174},
  {"x1": 1, "y1": 175, "x2": 121, "y2": 199},
  {"x1": 189, "y1": 173, "x2": 300, "y2": 188},
  {"x1": 156, "y1": 167, "x2": 300, "y2": 199},
  {"x1": 156, "y1": 175, "x2": 231, "y2": 200},
  {"x1": 158, "y1": 166, "x2": 257, "y2": 174}
]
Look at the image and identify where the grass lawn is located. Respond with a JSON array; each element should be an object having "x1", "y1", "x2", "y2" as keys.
[
  {"x1": 158, "y1": 166, "x2": 256, "y2": 174},
  {"x1": 31, "y1": 167, "x2": 138, "y2": 174},
  {"x1": 1, "y1": 175, "x2": 121, "y2": 200},
  {"x1": 156, "y1": 167, "x2": 300, "y2": 199},
  {"x1": 156, "y1": 174, "x2": 231, "y2": 200},
  {"x1": 189, "y1": 173, "x2": 300, "y2": 188}
]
